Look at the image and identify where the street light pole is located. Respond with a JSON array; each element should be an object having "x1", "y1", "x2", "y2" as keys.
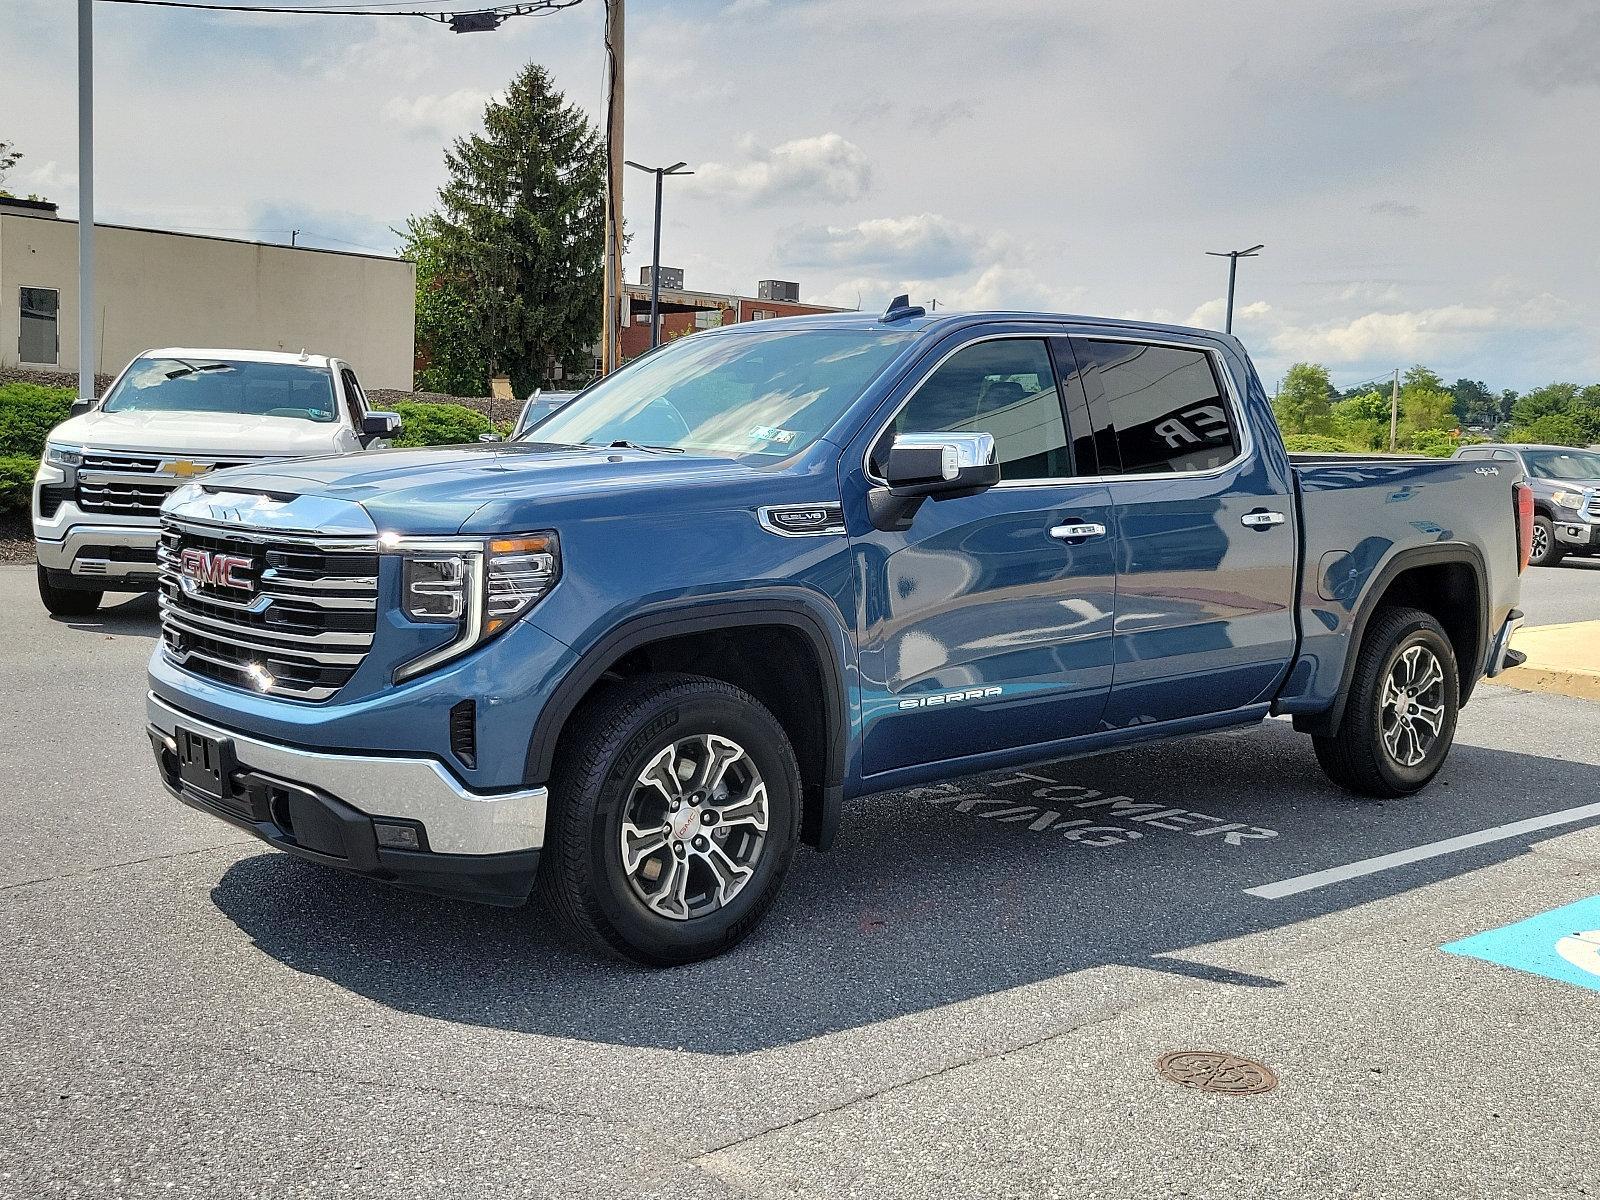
[
  {"x1": 625, "y1": 159, "x2": 692, "y2": 349},
  {"x1": 599, "y1": 0, "x2": 624, "y2": 375},
  {"x1": 77, "y1": 0, "x2": 95, "y2": 401},
  {"x1": 1205, "y1": 244, "x2": 1264, "y2": 334}
]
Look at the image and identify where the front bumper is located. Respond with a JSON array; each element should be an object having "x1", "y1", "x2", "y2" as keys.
[
  {"x1": 1552, "y1": 518, "x2": 1600, "y2": 549},
  {"x1": 146, "y1": 691, "x2": 547, "y2": 905},
  {"x1": 33, "y1": 509, "x2": 162, "y2": 586}
]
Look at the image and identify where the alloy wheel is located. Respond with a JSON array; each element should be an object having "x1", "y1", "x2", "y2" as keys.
[
  {"x1": 1380, "y1": 644, "x2": 1446, "y2": 768},
  {"x1": 1531, "y1": 522, "x2": 1550, "y2": 562},
  {"x1": 618, "y1": 734, "x2": 770, "y2": 920}
]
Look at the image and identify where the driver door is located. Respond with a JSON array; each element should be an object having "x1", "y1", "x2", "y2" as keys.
[{"x1": 849, "y1": 332, "x2": 1118, "y2": 779}]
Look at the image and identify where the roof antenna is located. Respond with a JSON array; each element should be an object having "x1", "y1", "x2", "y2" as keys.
[
  {"x1": 879, "y1": 293, "x2": 926, "y2": 323},
  {"x1": 298, "y1": 348, "x2": 309, "y2": 361}
]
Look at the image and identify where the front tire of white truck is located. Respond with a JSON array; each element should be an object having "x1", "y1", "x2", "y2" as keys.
[
  {"x1": 538, "y1": 673, "x2": 803, "y2": 966},
  {"x1": 36, "y1": 564, "x2": 103, "y2": 617},
  {"x1": 1313, "y1": 605, "x2": 1460, "y2": 798}
]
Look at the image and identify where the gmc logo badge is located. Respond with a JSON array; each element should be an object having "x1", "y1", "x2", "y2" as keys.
[{"x1": 179, "y1": 548, "x2": 253, "y2": 592}]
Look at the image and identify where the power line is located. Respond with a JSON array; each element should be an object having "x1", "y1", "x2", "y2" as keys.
[{"x1": 94, "y1": 0, "x2": 585, "y2": 22}]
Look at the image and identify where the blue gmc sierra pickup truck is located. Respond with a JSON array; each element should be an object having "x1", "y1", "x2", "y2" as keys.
[{"x1": 145, "y1": 301, "x2": 1530, "y2": 964}]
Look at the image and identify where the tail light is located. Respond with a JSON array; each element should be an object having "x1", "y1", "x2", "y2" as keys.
[{"x1": 1514, "y1": 482, "x2": 1534, "y2": 573}]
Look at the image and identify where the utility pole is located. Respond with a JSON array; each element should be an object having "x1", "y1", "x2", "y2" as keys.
[
  {"x1": 599, "y1": 0, "x2": 624, "y2": 375},
  {"x1": 625, "y1": 160, "x2": 692, "y2": 349},
  {"x1": 77, "y1": 0, "x2": 95, "y2": 401},
  {"x1": 1205, "y1": 244, "x2": 1264, "y2": 334},
  {"x1": 1388, "y1": 367, "x2": 1400, "y2": 453},
  {"x1": 290, "y1": 229, "x2": 299, "y2": 247}
]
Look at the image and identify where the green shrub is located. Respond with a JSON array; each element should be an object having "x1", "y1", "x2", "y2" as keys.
[
  {"x1": 1406, "y1": 428, "x2": 1458, "y2": 457},
  {"x1": 0, "y1": 382, "x2": 75, "y2": 458},
  {"x1": 0, "y1": 453, "x2": 38, "y2": 513},
  {"x1": 1282, "y1": 433, "x2": 1360, "y2": 454},
  {"x1": 389, "y1": 400, "x2": 493, "y2": 448}
]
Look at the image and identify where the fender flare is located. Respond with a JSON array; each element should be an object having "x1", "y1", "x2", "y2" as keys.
[
  {"x1": 524, "y1": 594, "x2": 851, "y2": 848},
  {"x1": 1298, "y1": 541, "x2": 1489, "y2": 737}
]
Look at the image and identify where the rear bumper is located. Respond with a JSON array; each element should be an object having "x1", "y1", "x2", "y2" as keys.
[
  {"x1": 146, "y1": 691, "x2": 546, "y2": 905},
  {"x1": 1485, "y1": 608, "x2": 1525, "y2": 678}
]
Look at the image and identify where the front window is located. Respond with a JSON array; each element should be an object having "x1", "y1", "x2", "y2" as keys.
[
  {"x1": 1520, "y1": 449, "x2": 1600, "y2": 481},
  {"x1": 101, "y1": 357, "x2": 338, "y2": 423},
  {"x1": 525, "y1": 327, "x2": 915, "y2": 458}
]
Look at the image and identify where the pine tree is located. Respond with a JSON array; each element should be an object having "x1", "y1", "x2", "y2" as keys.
[{"x1": 406, "y1": 64, "x2": 605, "y2": 396}]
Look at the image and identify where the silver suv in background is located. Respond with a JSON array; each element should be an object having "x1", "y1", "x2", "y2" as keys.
[
  {"x1": 1454, "y1": 443, "x2": 1600, "y2": 566},
  {"x1": 34, "y1": 348, "x2": 401, "y2": 615}
]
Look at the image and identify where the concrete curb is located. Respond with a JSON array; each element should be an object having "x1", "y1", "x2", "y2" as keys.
[{"x1": 1491, "y1": 620, "x2": 1600, "y2": 703}]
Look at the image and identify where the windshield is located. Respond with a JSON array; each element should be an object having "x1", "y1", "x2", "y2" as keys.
[
  {"x1": 525, "y1": 327, "x2": 915, "y2": 457},
  {"x1": 101, "y1": 357, "x2": 338, "y2": 423},
  {"x1": 1521, "y1": 449, "x2": 1600, "y2": 481}
]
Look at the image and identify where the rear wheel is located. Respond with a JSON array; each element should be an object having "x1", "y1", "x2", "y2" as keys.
[
  {"x1": 1529, "y1": 515, "x2": 1563, "y2": 567},
  {"x1": 538, "y1": 673, "x2": 801, "y2": 965},
  {"x1": 1313, "y1": 606, "x2": 1459, "y2": 798},
  {"x1": 36, "y1": 564, "x2": 102, "y2": 617}
]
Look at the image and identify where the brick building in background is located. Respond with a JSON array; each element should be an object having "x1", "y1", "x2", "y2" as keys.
[{"x1": 617, "y1": 271, "x2": 845, "y2": 360}]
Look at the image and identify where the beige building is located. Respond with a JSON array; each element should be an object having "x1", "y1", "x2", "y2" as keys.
[{"x1": 0, "y1": 198, "x2": 415, "y2": 390}]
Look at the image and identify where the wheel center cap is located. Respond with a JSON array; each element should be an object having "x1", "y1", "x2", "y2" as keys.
[
  {"x1": 670, "y1": 808, "x2": 702, "y2": 841},
  {"x1": 1395, "y1": 694, "x2": 1410, "y2": 718}
]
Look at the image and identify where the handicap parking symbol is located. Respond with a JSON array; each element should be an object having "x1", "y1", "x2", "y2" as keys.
[{"x1": 1443, "y1": 894, "x2": 1600, "y2": 995}]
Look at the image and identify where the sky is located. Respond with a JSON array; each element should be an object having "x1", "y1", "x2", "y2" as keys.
[{"x1": 5, "y1": 0, "x2": 1600, "y2": 392}]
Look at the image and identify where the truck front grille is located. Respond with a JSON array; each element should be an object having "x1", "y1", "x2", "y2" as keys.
[
  {"x1": 78, "y1": 451, "x2": 253, "y2": 517},
  {"x1": 158, "y1": 520, "x2": 379, "y2": 702}
]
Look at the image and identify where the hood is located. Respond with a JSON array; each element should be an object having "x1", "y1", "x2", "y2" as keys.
[
  {"x1": 207, "y1": 442, "x2": 788, "y2": 535},
  {"x1": 50, "y1": 408, "x2": 346, "y2": 459}
]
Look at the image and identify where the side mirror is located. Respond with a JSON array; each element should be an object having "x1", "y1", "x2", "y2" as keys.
[
  {"x1": 883, "y1": 432, "x2": 999, "y2": 496},
  {"x1": 361, "y1": 411, "x2": 402, "y2": 438},
  {"x1": 869, "y1": 432, "x2": 999, "y2": 531},
  {"x1": 477, "y1": 432, "x2": 503, "y2": 443},
  {"x1": 70, "y1": 398, "x2": 95, "y2": 418}
]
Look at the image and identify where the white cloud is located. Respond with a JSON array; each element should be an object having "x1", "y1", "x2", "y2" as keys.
[
  {"x1": 1271, "y1": 305, "x2": 1502, "y2": 363},
  {"x1": 777, "y1": 212, "x2": 988, "y2": 276},
  {"x1": 693, "y1": 133, "x2": 870, "y2": 205},
  {"x1": 382, "y1": 89, "x2": 494, "y2": 140}
]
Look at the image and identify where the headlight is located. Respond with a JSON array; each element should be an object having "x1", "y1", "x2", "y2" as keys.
[
  {"x1": 45, "y1": 443, "x2": 84, "y2": 467},
  {"x1": 1551, "y1": 489, "x2": 1588, "y2": 510},
  {"x1": 394, "y1": 532, "x2": 560, "y2": 681}
]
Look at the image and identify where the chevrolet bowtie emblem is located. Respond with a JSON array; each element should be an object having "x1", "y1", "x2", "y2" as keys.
[{"x1": 162, "y1": 459, "x2": 213, "y2": 478}]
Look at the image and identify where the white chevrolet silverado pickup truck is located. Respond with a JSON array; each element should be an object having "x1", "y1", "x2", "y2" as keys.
[{"x1": 33, "y1": 347, "x2": 401, "y2": 615}]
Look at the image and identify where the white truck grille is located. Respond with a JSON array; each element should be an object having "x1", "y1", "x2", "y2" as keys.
[{"x1": 78, "y1": 451, "x2": 253, "y2": 517}]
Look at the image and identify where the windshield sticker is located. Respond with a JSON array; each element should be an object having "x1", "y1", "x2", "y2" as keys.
[{"x1": 749, "y1": 426, "x2": 798, "y2": 446}]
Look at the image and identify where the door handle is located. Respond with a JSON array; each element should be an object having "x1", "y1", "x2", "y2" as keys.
[
  {"x1": 1241, "y1": 510, "x2": 1287, "y2": 529},
  {"x1": 1050, "y1": 522, "x2": 1106, "y2": 541}
]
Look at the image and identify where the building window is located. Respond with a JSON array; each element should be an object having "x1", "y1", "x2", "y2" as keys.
[
  {"x1": 1077, "y1": 339, "x2": 1238, "y2": 474},
  {"x1": 751, "y1": 309, "x2": 776, "y2": 321},
  {"x1": 19, "y1": 287, "x2": 59, "y2": 365}
]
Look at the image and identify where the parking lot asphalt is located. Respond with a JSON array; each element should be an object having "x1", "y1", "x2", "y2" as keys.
[{"x1": 2, "y1": 561, "x2": 1599, "y2": 1199}]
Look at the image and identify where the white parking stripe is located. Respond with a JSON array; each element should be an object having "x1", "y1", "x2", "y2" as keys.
[{"x1": 1245, "y1": 799, "x2": 1600, "y2": 900}]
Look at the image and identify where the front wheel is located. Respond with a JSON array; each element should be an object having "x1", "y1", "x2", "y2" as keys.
[
  {"x1": 538, "y1": 673, "x2": 802, "y2": 965},
  {"x1": 36, "y1": 564, "x2": 103, "y2": 617},
  {"x1": 1529, "y1": 515, "x2": 1563, "y2": 567},
  {"x1": 1313, "y1": 606, "x2": 1460, "y2": 798}
]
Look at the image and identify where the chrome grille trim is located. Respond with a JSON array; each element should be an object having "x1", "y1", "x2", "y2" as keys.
[
  {"x1": 76, "y1": 452, "x2": 256, "y2": 517},
  {"x1": 158, "y1": 519, "x2": 379, "y2": 701}
]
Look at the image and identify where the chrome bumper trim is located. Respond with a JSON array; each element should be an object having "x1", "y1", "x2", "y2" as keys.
[
  {"x1": 146, "y1": 692, "x2": 547, "y2": 855},
  {"x1": 1485, "y1": 608, "x2": 1525, "y2": 678},
  {"x1": 34, "y1": 521, "x2": 162, "y2": 573}
]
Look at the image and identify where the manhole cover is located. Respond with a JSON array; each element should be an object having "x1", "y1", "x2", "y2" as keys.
[{"x1": 1155, "y1": 1051, "x2": 1278, "y2": 1096}]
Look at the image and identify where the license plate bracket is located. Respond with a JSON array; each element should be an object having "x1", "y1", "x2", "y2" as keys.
[{"x1": 176, "y1": 727, "x2": 235, "y2": 801}]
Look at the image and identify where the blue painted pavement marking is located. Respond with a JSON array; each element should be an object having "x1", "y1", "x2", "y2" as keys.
[{"x1": 1443, "y1": 894, "x2": 1600, "y2": 995}]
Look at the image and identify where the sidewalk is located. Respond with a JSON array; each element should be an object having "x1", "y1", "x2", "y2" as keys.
[{"x1": 1494, "y1": 620, "x2": 1600, "y2": 703}]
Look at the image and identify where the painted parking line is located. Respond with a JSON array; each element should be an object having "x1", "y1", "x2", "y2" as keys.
[
  {"x1": 1443, "y1": 894, "x2": 1600, "y2": 994},
  {"x1": 1244, "y1": 799, "x2": 1600, "y2": 900}
]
